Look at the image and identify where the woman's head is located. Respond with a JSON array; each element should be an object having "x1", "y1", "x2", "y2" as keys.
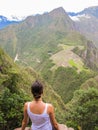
[{"x1": 31, "y1": 80, "x2": 43, "y2": 99}]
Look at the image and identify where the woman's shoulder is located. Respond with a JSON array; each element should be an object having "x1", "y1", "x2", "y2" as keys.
[
  {"x1": 47, "y1": 103, "x2": 53, "y2": 107},
  {"x1": 24, "y1": 102, "x2": 31, "y2": 108},
  {"x1": 47, "y1": 103, "x2": 54, "y2": 113}
]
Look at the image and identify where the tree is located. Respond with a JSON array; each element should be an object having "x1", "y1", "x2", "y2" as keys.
[
  {"x1": 0, "y1": 88, "x2": 30, "y2": 130},
  {"x1": 65, "y1": 88, "x2": 98, "y2": 130}
]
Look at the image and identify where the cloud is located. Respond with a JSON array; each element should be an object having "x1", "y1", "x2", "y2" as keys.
[{"x1": 0, "y1": 0, "x2": 98, "y2": 17}]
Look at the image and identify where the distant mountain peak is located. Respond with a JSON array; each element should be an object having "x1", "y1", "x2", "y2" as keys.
[
  {"x1": 53, "y1": 7, "x2": 65, "y2": 12},
  {"x1": 68, "y1": 5, "x2": 98, "y2": 18},
  {"x1": 81, "y1": 6, "x2": 98, "y2": 18},
  {"x1": 50, "y1": 7, "x2": 66, "y2": 17},
  {"x1": 0, "y1": 15, "x2": 7, "y2": 22},
  {"x1": 0, "y1": 15, "x2": 26, "y2": 29}
]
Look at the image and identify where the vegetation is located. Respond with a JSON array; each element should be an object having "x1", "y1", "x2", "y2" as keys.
[
  {"x1": 65, "y1": 88, "x2": 98, "y2": 130},
  {"x1": 0, "y1": 47, "x2": 66, "y2": 129},
  {"x1": 0, "y1": 88, "x2": 30, "y2": 130},
  {"x1": 42, "y1": 66, "x2": 96, "y2": 103}
]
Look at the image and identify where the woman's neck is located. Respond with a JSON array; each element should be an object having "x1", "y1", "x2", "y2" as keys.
[{"x1": 34, "y1": 97, "x2": 42, "y2": 102}]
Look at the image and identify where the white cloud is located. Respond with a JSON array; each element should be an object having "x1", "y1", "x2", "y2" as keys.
[
  {"x1": 0, "y1": 0, "x2": 98, "y2": 17},
  {"x1": 70, "y1": 14, "x2": 91, "y2": 22},
  {"x1": 69, "y1": 16, "x2": 80, "y2": 21}
]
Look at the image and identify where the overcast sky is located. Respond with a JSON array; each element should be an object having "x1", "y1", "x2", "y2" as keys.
[{"x1": 0, "y1": 0, "x2": 98, "y2": 17}]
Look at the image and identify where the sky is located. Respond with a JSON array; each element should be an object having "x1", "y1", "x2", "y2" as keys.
[{"x1": 0, "y1": 0, "x2": 98, "y2": 18}]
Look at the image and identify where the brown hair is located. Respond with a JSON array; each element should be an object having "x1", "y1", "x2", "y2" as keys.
[{"x1": 31, "y1": 80, "x2": 43, "y2": 99}]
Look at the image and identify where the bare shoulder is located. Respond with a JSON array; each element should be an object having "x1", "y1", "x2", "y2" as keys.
[
  {"x1": 47, "y1": 103, "x2": 54, "y2": 113},
  {"x1": 24, "y1": 102, "x2": 30, "y2": 109},
  {"x1": 47, "y1": 103, "x2": 53, "y2": 108}
]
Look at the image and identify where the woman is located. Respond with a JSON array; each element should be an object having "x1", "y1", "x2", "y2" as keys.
[{"x1": 21, "y1": 80, "x2": 60, "y2": 130}]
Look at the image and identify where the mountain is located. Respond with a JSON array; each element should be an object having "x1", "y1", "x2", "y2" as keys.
[
  {"x1": 0, "y1": 6, "x2": 97, "y2": 103},
  {"x1": 1, "y1": 6, "x2": 98, "y2": 47},
  {"x1": 0, "y1": 47, "x2": 66, "y2": 129},
  {"x1": 68, "y1": 6, "x2": 98, "y2": 47},
  {"x1": 68, "y1": 6, "x2": 98, "y2": 18},
  {"x1": 1, "y1": 5, "x2": 98, "y2": 47},
  {"x1": 0, "y1": 7, "x2": 78, "y2": 62},
  {"x1": 0, "y1": 47, "x2": 97, "y2": 130},
  {"x1": 0, "y1": 7, "x2": 98, "y2": 71},
  {"x1": 0, "y1": 15, "x2": 24, "y2": 29}
]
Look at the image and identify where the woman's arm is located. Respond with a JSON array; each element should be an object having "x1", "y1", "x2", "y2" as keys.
[
  {"x1": 48, "y1": 104, "x2": 60, "y2": 130},
  {"x1": 21, "y1": 102, "x2": 29, "y2": 130}
]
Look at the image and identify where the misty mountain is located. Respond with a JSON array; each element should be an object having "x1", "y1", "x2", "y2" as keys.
[
  {"x1": 68, "y1": 6, "x2": 98, "y2": 46},
  {"x1": 68, "y1": 6, "x2": 98, "y2": 18},
  {"x1": 0, "y1": 7, "x2": 98, "y2": 71},
  {"x1": 0, "y1": 15, "x2": 24, "y2": 29},
  {"x1": 1, "y1": 6, "x2": 98, "y2": 47}
]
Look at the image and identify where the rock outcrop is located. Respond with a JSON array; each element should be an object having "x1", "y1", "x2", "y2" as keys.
[{"x1": 81, "y1": 40, "x2": 98, "y2": 70}]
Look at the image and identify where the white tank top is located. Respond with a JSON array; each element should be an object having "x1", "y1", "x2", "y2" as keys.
[{"x1": 27, "y1": 102, "x2": 52, "y2": 130}]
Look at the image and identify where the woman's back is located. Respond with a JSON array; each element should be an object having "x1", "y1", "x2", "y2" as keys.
[
  {"x1": 21, "y1": 80, "x2": 59, "y2": 130},
  {"x1": 27, "y1": 101, "x2": 52, "y2": 130}
]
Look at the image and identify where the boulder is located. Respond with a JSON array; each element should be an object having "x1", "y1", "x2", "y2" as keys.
[{"x1": 59, "y1": 124, "x2": 74, "y2": 130}]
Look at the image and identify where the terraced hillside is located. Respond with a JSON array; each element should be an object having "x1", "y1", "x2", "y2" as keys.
[{"x1": 50, "y1": 44, "x2": 84, "y2": 72}]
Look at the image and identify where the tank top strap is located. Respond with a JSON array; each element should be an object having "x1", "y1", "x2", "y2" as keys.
[
  {"x1": 27, "y1": 102, "x2": 31, "y2": 112},
  {"x1": 44, "y1": 103, "x2": 48, "y2": 114}
]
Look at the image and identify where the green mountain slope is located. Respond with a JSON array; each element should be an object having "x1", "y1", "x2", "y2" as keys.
[
  {"x1": 0, "y1": 7, "x2": 98, "y2": 105},
  {"x1": 0, "y1": 7, "x2": 98, "y2": 71},
  {"x1": 74, "y1": 6, "x2": 98, "y2": 47},
  {"x1": 65, "y1": 87, "x2": 98, "y2": 130},
  {"x1": 0, "y1": 47, "x2": 66, "y2": 129},
  {"x1": 0, "y1": 7, "x2": 87, "y2": 69}
]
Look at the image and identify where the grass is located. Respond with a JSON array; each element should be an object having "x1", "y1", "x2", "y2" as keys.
[
  {"x1": 50, "y1": 44, "x2": 85, "y2": 72},
  {"x1": 69, "y1": 59, "x2": 84, "y2": 72}
]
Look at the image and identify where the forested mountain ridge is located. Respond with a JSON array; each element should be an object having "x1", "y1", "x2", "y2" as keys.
[
  {"x1": 0, "y1": 47, "x2": 98, "y2": 130},
  {"x1": 0, "y1": 7, "x2": 98, "y2": 71},
  {"x1": 0, "y1": 47, "x2": 66, "y2": 129},
  {"x1": 0, "y1": 5, "x2": 98, "y2": 105},
  {"x1": 1, "y1": 6, "x2": 98, "y2": 47},
  {"x1": 0, "y1": 7, "x2": 76, "y2": 59},
  {"x1": 69, "y1": 6, "x2": 98, "y2": 47}
]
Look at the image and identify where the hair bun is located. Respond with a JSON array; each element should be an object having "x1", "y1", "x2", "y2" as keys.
[{"x1": 34, "y1": 93, "x2": 41, "y2": 99}]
